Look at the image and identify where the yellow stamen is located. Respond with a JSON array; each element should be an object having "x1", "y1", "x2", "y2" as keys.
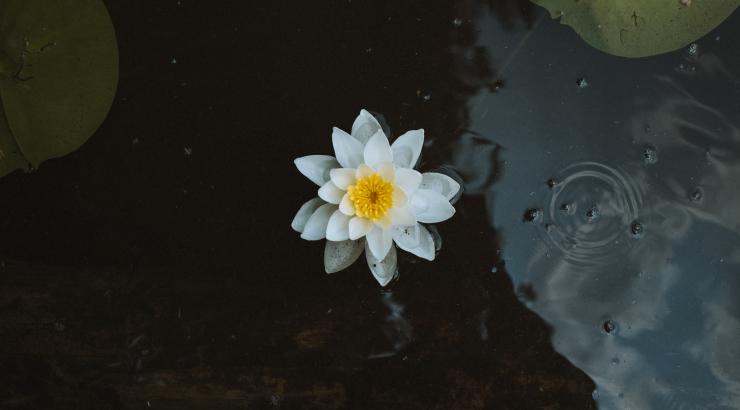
[{"x1": 347, "y1": 173, "x2": 394, "y2": 221}]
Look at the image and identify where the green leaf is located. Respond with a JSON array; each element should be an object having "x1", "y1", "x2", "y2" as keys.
[
  {"x1": 0, "y1": 0, "x2": 118, "y2": 168},
  {"x1": 531, "y1": 0, "x2": 739, "y2": 58},
  {"x1": 0, "y1": 99, "x2": 28, "y2": 178}
]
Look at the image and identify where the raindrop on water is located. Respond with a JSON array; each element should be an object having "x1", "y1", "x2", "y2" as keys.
[
  {"x1": 452, "y1": 18, "x2": 463, "y2": 27},
  {"x1": 688, "y1": 42, "x2": 699, "y2": 57},
  {"x1": 523, "y1": 208, "x2": 543, "y2": 223},
  {"x1": 585, "y1": 205, "x2": 600, "y2": 222},
  {"x1": 603, "y1": 319, "x2": 618, "y2": 334},
  {"x1": 643, "y1": 144, "x2": 658, "y2": 164},
  {"x1": 630, "y1": 221, "x2": 644, "y2": 239},
  {"x1": 576, "y1": 77, "x2": 589, "y2": 88},
  {"x1": 690, "y1": 187, "x2": 703, "y2": 203},
  {"x1": 560, "y1": 202, "x2": 575, "y2": 215},
  {"x1": 547, "y1": 178, "x2": 557, "y2": 189}
]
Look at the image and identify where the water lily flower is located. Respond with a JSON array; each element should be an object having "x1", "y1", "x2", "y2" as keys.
[{"x1": 292, "y1": 109, "x2": 461, "y2": 286}]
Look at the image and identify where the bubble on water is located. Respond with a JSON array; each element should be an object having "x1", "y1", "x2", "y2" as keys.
[
  {"x1": 523, "y1": 208, "x2": 543, "y2": 223},
  {"x1": 690, "y1": 187, "x2": 703, "y2": 203},
  {"x1": 643, "y1": 144, "x2": 658, "y2": 164},
  {"x1": 585, "y1": 205, "x2": 600, "y2": 222},
  {"x1": 688, "y1": 42, "x2": 699, "y2": 56},
  {"x1": 603, "y1": 319, "x2": 618, "y2": 334},
  {"x1": 630, "y1": 220, "x2": 644, "y2": 239},
  {"x1": 576, "y1": 77, "x2": 589, "y2": 88},
  {"x1": 560, "y1": 202, "x2": 576, "y2": 215}
]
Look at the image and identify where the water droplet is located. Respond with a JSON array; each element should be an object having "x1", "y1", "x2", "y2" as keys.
[
  {"x1": 592, "y1": 389, "x2": 600, "y2": 400},
  {"x1": 643, "y1": 145, "x2": 658, "y2": 164},
  {"x1": 630, "y1": 221, "x2": 644, "y2": 238},
  {"x1": 603, "y1": 319, "x2": 618, "y2": 334},
  {"x1": 523, "y1": 208, "x2": 543, "y2": 223},
  {"x1": 422, "y1": 93, "x2": 431, "y2": 102},
  {"x1": 547, "y1": 178, "x2": 557, "y2": 189},
  {"x1": 452, "y1": 18, "x2": 463, "y2": 27},
  {"x1": 576, "y1": 77, "x2": 589, "y2": 88},
  {"x1": 688, "y1": 42, "x2": 699, "y2": 56},
  {"x1": 490, "y1": 266, "x2": 498, "y2": 273},
  {"x1": 170, "y1": 57, "x2": 177, "y2": 64},
  {"x1": 611, "y1": 357, "x2": 621, "y2": 365},
  {"x1": 690, "y1": 187, "x2": 703, "y2": 203},
  {"x1": 560, "y1": 202, "x2": 575, "y2": 215},
  {"x1": 585, "y1": 205, "x2": 600, "y2": 222}
]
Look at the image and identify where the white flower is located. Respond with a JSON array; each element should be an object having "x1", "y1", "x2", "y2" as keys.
[{"x1": 291, "y1": 109, "x2": 461, "y2": 286}]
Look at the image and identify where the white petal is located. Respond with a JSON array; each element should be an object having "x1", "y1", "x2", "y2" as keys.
[
  {"x1": 389, "y1": 206, "x2": 416, "y2": 226},
  {"x1": 329, "y1": 168, "x2": 356, "y2": 190},
  {"x1": 366, "y1": 225, "x2": 393, "y2": 260},
  {"x1": 332, "y1": 127, "x2": 364, "y2": 168},
  {"x1": 393, "y1": 187, "x2": 408, "y2": 208},
  {"x1": 363, "y1": 130, "x2": 393, "y2": 168},
  {"x1": 356, "y1": 164, "x2": 374, "y2": 179},
  {"x1": 375, "y1": 162, "x2": 395, "y2": 182},
  {"x1": 391, "y1": 129, "x2": 424, "y2": 169},
  {"x1": 410, "y1": 189, "x2": 456, "y2": 223},
  {"x1": 392, "y1": 223, "x2": 435, "y2": 261},
  {"x1": 395, "y1": 168, "x2": 422, "y2": 195},
  {"x1": 339, "y1": 193, "x2": 355, "y2": 216},
  {"x1": 294, "y1": 155, "x2": 339, "y2": 186},
  {"x1": 318, "y1": 181, "x2": 345, "y2": 204},
  {"x1": 301, "y1": 203, "x2": 337, "y2": 240},
  {"x1": 375, "y1": 213, "x2": 392, "y2": 230},
  {"x1": 349, "y1": 216, "x2": 374, "y2": 240},
  {"x1": 326, "y1": 210, "x2": 352, "y2": 241},
  {"x1": 291, "y1": 197, "x2": 324, "y2": 233},
  {"x1": 351, "y1": 109, "x2": 381, "y2": 145},
  {"x1": 365, "y1": 242, "x2": 397, "y2": 287},
  {"x1": 419, "y1": 172, "x2": 462, "y2": 201},
  {"x1": 324, "y1": 239, "x2": 365, "y2": 273}
]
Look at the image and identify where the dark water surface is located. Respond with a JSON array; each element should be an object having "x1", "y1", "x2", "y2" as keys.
[{"x1": 1, "y1": 1, "x2": 738, "y2": 409}]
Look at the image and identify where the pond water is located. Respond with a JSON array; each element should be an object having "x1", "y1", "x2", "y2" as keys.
[{"x1": 0, "y1": 1, "x2": 738, "y2": 409}]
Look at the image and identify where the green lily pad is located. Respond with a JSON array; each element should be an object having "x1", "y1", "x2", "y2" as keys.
[
  {"x1": 0, "y1": 0, "x2": 118, "y2": 172},
  {"x1": 0, "y1": 100, "x2": 28, "y2": 178},
  {"x1": 531, "y1": 0, "x2": 739, "y2": 58}
]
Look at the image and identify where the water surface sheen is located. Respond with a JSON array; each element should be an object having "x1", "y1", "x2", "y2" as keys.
[{"x1": 456, "y1": 8, "x2": 740, "y2": 410}]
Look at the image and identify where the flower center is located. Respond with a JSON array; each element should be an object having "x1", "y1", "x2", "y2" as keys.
[{"x1": 347, "y1": 173, "x2": 394, "y2": 221}]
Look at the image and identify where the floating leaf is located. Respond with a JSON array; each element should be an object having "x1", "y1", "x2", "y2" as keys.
[
  {"x1": 0, "y1": 99, "x2": 28, "y2": 178},
  {"x1": 531, "y1": 0, "x2": 739, "y2": 58},
  {"x1": 0, "y1": 0, "x2": 118, "y2": 169}
]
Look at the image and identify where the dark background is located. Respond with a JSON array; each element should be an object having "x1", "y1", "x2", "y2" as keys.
[{"x1": 0, "y1": 1, "x2": 596, "y2": 408}]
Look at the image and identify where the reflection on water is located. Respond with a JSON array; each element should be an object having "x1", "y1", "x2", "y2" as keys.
[{"x1": 454, "y1": 7, "x2": 740, "y2": 409}]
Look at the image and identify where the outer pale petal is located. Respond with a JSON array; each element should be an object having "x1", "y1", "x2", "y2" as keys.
[
  {"x1": 410, "y1": 189, "x2": 456, "y2": 223},
  {"x1": 326, "y1": 210, "x2": 352, "y2": 241},
  {"x1": 394, "y1": 168, "x2": 422, "y2": 195},
  {"x1": 349, "y1": 216, "x2": 374, "y2": 240},
  {"x1": 391, "y1": 129, "x2": 424, "y2": 169},
  {"x1": 339, "y1": 193, "x2": 355, "y2": 216},
  {"x1": 392, "y1": 223, "x2": 435, "y2": 261},
  {"x1": 318, "y1": 181, "x2": 345, "y2": 204},
  {"x1": 332, "y1": 127, "x2": 364, "y2": 168},
  {"x1": 363, "y1": 130, "x2": 393, "y2": 168},
  {"x1": 301, "y1": 203, "x2": 337, "y2": 240},
  {"x1": 365, "y1": 242, "x2": 397, "y2": 287},
  {"x1": 291, "y1": 197, "x2": 324, "y2": 233},
  {"x1": 366, "y1": 226, "x2": 393, "y2": 260},
  {"x1": 351, "y1": 109, "x2": 381, "y2": 145},
  {"x1": 329, "y1": 168, "x2": 356, "y2": 190},
  {"x1": 325, "y1": 239, "x2": 365, "y2": 273},
  {"x1": 389, "y1": 206, "x2": 416, "y2": 226},
  {"x1": 294, "y1": 155, "x2": 339, "y2": 186},
  {"x1": 419, "y1": 172, "x2": 462, "y2": 201}
]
